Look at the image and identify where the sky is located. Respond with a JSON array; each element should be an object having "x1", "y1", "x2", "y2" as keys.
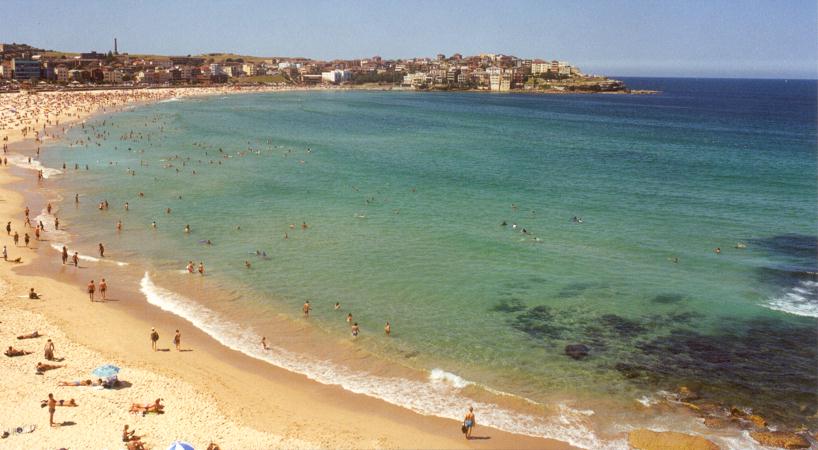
[{"x1": 4, "y1": 0, "x2": 817, "y2": 78}]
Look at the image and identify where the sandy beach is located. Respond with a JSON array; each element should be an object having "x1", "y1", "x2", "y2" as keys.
[{"x1": 0, "y1": 88, "x2": 577, "y2": 450}]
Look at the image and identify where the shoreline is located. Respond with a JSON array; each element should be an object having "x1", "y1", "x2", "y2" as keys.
[{"x1": 1, "y1": 88, "x2": 578, "y2": 449}]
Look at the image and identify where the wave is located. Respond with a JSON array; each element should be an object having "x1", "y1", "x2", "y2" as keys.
[
  {"x1": 159, "y1": 97, "x2": 182, "y2": 103},
  {"x1": 49, "y1": 243, "x2": 129, "y2": 267},
  {"x1": 138, "y1": 272, "x2": 623, "y2": 449},
  {"x1": 6, "y1": 153, "x2": 63, "y2": 179},
  {"x1": 764, "y1": 280, "x2": 818, "y2": 318}
]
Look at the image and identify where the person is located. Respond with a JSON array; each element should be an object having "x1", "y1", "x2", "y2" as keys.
[
  {"x1": 384, "y1": 321, "x2": 391, "y2": 336},
  {"x1": 261, "y1": 337, "x2": 269, "y2": 350},
  {"x1": 463, "y1": 406, "x2": 476, "y2": 439},
  {"x1": 129, "y1": 398, "x2": 164, "y2": 414},
  {"x1": 5, "y1": 221, "x2": 10, "y2": 235},
  {"x1": 24, "y1": 233, "x2": 30, "y2": 247},
  {"x1": 173, "y1": 330, "x2": 181, "y2": 351},
  {"x1": 2, "y1": 244, "x2": 6, "y2": 261},
  {"x1": 151, "y1": 221, "x2": 156, "y2": 229},
  {"x1": 184, "y1": 224, "x2": 190, "y2": 233},
  {"x1": 334, "y1": 302, "x2": 340, "y2": 310},
  {"x1": 124, "y1": 202, "x2": 129, "y2": 211},
  {"x1": 117, "y1": 220, "x2": 123, "y2": 232},
  {"x1": 303, "y1": 301, "x2": 311, "y2": 317},
  {"x1": 37, "y1": 362, "x2": 65, "y2": 374},
  {"x1": 58, "y1": 379, "x2": 95, "y2": 387},
  {"x1": 87, "y1": 280, "x2": 96, "y2": 301},
  {"x1": 29, "y1": 287, "x2": 39, "y2": 299},
  {"x1": 187, "y1": 261, "x2": 194, "y2": 273},
  {"x1": 346, "y1": 313, "x2": 353, "y2": 325},
  {"x1": 122, "y1": 424, "x2": 141, "y2": 443},
  {"x1": 44, "y1": 339, "x2": 55, "y2": 360},
  {"x1": 54, "y1": 217, "x2": 59, "y2": 230},
  {"x1": 198, "y1": 262, "x2": 204, "y2": 275},
  {"x1": 127, "y1": 440, "x2": 146, "y2": 450},
  {"x1": 61, "y1": 246, "x2": 68, "y2": 264},
  {"x1": 13, "y1": 231, "x2": 19, "y2": 246},
  {"x1": 4, "y1": 346, "x2": 31, "y2": 357},
  {"x1": 206, "y1": 443, "x2": 222, "y2": 450},
  {"x1": 17, "y1": 331, "x2": 40, "y2": 339},
  {"x1": 714, "y1": 247, "x2": 721, "y2": 254},
  {"x1": 244, "y1": 260, "x2": 251, "y2": 269},
  {"x1": 99, "y1": 278, "x2": 108, "y2": 300},
  {"x1": 72, "y1": 252, "x2": 79, "y2": 267},
  {"x1": 150, "y1": 328, "x2": 159, "y2": 351},
  {"x1": 351, "y1": 322, "x2": 360, "y2": 337},
  {"x1": 99, "y1": 242, "x2": 105, "y2": 257},
  {"x1": 47, "y1": 393, "x2": 57, "y2": 427}
]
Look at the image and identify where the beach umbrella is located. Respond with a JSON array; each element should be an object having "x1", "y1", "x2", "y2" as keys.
[
  {"x1": 167, "y1": 441, "x2": 195, "y2": 450},
  {"x1": 91, "y1": 364, "x2": 120, "y2": 378}
]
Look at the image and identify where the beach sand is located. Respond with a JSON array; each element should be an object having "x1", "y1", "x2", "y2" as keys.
[{"x1": 0, "y1": 88, "x2": 577, "y2": 449}]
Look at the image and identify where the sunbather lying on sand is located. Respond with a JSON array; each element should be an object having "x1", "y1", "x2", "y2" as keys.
[
  {"x1": 58, "y1": 379, "x2": 101, "y2": 387},
  {"x1": 41, "y1": 398, "x2": 77, "y2": 407},
  {"x1": 36, "y1": 362, "x2": 65, "y2": 374},
  {"x1": 17, "y1": 331, "x2": 40, "y2": 339},
  {"x1": 129, "y1": 398, "x2": 164, "y2": 414},
  {"x1": 5, "y1": 346, "x2": 32, "y2": 357},
  {"x1": 127, "y1": 440, "x2": 146, "y2": 450}
]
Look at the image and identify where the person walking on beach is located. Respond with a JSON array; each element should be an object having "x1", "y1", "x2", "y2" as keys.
[
  {"x1": 13, "y1": 231, "x2": 19, "y2": 246},
  {"x1": 5, "y1": 221, "x2": 10, "y2": 235},
  {"x1": 351, "y1": 322, "x2": 360, "y2": 337},
  {"x1": 61, "y1": 246, "x2": 68, "y2": 264},
  {"x1": 99, "y1": 278, "x2": 107, "y2": 301},
  {"x1": 54, "y1": 217, "x2": 59, "y2": 230},
  {"x1": 303, "y1": 301, "x2": 311, "y2": 317},
  {"x1": 150, "y1": 328, "x2": 159, "y2": 351},
  {"x1": 44, "y1": 339, "x2": 55, "y2": 360},
  {"x1": 24, "y1": 233, "x2": 30, "y2": 247},
  {"x1": 72, "y1": 252, "x2": 79, "y2": 267},
  {"x1": 98, "y1": 243, "x2": 105, "y2": 258},
  {"x1": 261, "y1": 337, "x2": 269, "y2": 350},
  {"x1": 173, "y1": 330, "x2": 181, "y2": 351},
  {"x1": 47, "y1": 393, "x2": 57, "y2": 427},
  {"x1": 87, "y1": 280, "x2": 96, "y2": 301},
  {"x1": 2, "y1": 245, "x2": 6, "y2": 261},
  {"x1": 463, "y1": 406, "x2": 476, "y2": 439}
]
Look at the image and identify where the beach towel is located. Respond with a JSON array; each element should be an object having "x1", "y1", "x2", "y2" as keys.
[{"x1": 2, "y1": 424, "x2": 36, "y2": 437}]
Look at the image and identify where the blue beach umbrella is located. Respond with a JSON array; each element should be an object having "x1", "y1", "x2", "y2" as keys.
[
  {"x1": 91, "y1": 364, "x2": 120, "y2": 378},
  {"x1": 167, "y1": 441, "x2": 195, "y2": 450}
]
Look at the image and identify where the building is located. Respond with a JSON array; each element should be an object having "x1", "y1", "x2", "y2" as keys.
[
  {"x1": 401, "y1": 72, "x2": 429, "y2": 87},
  {"x1": 489, "y1": 69, "x2": 511, "y2": 91},
  {"x1": 12, "y1": 59, "x2": 41, "y2": 80},
  {"x1": 321, "y1": 69, "x2": 351, "y2": 84},
  {"x1": 531, "y1": 59, "x2": 549, "y2": 75},
  {"x1": 209, "y1": 63, "x2": 223, "y2": 76},
  {"x1": 242, "y1": 63, "x2": 256, "y2": 76},
  {"x1": 54, "y1": 65, "x2": 69, "y2": 83},
  {"x1": 103, "y1": 69, "x2": 124, "y2": 84}
]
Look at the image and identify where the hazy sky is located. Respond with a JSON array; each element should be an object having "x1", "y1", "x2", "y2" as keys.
[{"x1": 5, "y1": 0, "x2": 817, "y2": 78}]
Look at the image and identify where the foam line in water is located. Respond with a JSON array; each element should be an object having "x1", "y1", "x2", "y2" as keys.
[
  {"x1": 764, "y1": 280, "x2": 818, "y2": 318},
  {"x1": 49, "y1": 243, "x2": 129, "y2": 266},
  {"x1": 138, "y1": 272, "x2": 623, "y2": 449},
  {"x1": 6, "y1": 153, "x2": 63, "y2": 179}
]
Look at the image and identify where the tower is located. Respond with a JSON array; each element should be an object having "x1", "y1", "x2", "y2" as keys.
[{"x1": 114, "y1": 38, "x2": 118, "y2": 55}]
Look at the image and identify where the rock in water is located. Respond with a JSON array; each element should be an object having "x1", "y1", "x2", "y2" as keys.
[
  {"x1": 628, "y1": 429, "x2": 720, "y2": 450},
  {"x1": 564, "y1": 344, "x2": 589, "y2": 360},
  {"x1": 677, "y1": 386, "x2": 699, "y2": 402},
  {"x1": 749, "y1": 431, "x2": 810, "y2": 449}
]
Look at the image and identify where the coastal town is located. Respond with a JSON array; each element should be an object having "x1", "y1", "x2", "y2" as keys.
[{"x1": 0, "y1": 41, "x2": 631, "y2": 93}]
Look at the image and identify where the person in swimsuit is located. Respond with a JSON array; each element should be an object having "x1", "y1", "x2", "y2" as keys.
[
  {"x1": 98, "y1": 243, "x2": 105, "y2": 257},
  {"x1": 72, "y1": 252, "x2": 79, "y2": 267},
  {"x1": 261, "y1": 337, "x2": 269, "y2": 350},
  {"x1": 29, "y1": 288, "x2": 40, "y2": 299},
  {"x1": 351, "y1": 323, "x2": 360, "y2": 337},
  {"x1": 5, "y1": 346, "x2": 31, "y2": 357},
  {"x1": 47, "y1": 393, "x2": 57, "y2": 427},
  {"x1": 384, "y1": 321, "x2": 391, "y2": 336},
  {"x1": 58, "y1": 379, "x2": 93, "y2": 387},
  {"x1": 99, "y1": 278, "x2": 107, "y2": 300},
  {"x1": 303, "y1": 301, "x2": 311, "y2": 317},
  {"x1": 198, "y1": 262, "x2": 204, "y2": 275},
  {"x1": 173, "y1": 330, "x2": 181, "y2": 351},
  {"x1": 87, "y1": 280, "x2": 95, "y2": 301},
  {"x1": 44, "y1": 339, "x2": 55, "y2": 360},
  {"x1": 463, "y1": 406, "x2": 476, "y2": 439},
  {"x1": 150, "y1": 328, "x2": 159, "y2": 351}
]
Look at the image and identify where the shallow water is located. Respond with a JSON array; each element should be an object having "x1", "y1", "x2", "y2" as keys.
[{"x1": 34, "y1": 78, "x2": 817, "y2": 447}]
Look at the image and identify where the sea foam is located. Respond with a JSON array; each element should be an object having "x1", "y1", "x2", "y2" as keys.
[
  {"x1": 765, "y1": 280, "x2": 818, "y2": 318},
  {"x1": 7, "y1": 153, "x2": 63, "y2": 179},
  {"x1": 138, "y1": 272, "x2": 624, "y2": 449}
]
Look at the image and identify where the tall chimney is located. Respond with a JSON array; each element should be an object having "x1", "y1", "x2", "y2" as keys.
[{"x1": 114, "y1": 38, "x2": 118, "y2": 55}]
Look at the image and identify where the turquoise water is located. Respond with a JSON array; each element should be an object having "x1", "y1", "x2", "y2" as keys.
[{"x1": 36, "y1": 80, "x2": 817, "y2": 447}]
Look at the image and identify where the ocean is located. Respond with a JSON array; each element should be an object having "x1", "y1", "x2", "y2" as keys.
[{"x1": 35, "y1": 78, "x2": 817, "y2": 449}]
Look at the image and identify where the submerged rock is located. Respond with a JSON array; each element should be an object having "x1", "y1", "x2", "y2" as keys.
[
  {"x1": 677, "y1": 386, "x2": 700, "y2": 402},
  {"x1": 628, "y1": 429, "x2": 720, "y2": 450},
  {"x1": 703, "y1": 416, "x2": 732, "y2": 429},
  {"x1": 748, "y1": 414, "x2": 767, "y2": 428},
  {"x1": 749, "y1": 431, "x2": 810, "y2": 449},
  {"x1": 564, "y1": 344, "x2": 590, "y2": 360}
]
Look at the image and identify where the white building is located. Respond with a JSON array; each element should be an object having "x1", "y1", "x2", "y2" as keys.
[
  {"x1": 531, "y1": 60, "x2": 550, "y2": 75},
  {"x1": 209, "y1": 63, "x2": 223, "y2": 76},
  {"x1": 321, "y1": 69, "x2": 351, "y2": 84},
  {"x1": 242, "y1": 63, "x2": 256, "y2": 76},
  {"x1": 401, "y1": 72, "x2": 429, "y2": 87}
]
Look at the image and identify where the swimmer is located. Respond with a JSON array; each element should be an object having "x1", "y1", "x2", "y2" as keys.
[
  {"x1": 244, "y1": 260, "x2": 251, "y2": 269},
  {"x1": 186, "y1": 261, "x2": 194, "y2": 273},
  {"x1": 346, "y1": 313, "x2": 353, "y2": 325},
  {"x1": 714, "y1": 247, "x2": 721, "y2": 255},
  {"x1": 303, "y1": 301, "x2": 311, "y2": 317},
  {"x1": 184, "y1": 224, "x2": 190, "y2": 233},
  {"x1": 334, "y1": 302, "x2": 341, "y2": 310},
  {"x1": 198, "y1": 262, "x2": 204, "y2": 275},
  {"x1": 735, "y1": 242, "x2": 747, "y2": 249},
  {"x1": 151, "y1": 221, "x2": 157, "y2": 229},
  {"x1": 384, "y1": 321, "x2": 391, "y2": 336}
]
